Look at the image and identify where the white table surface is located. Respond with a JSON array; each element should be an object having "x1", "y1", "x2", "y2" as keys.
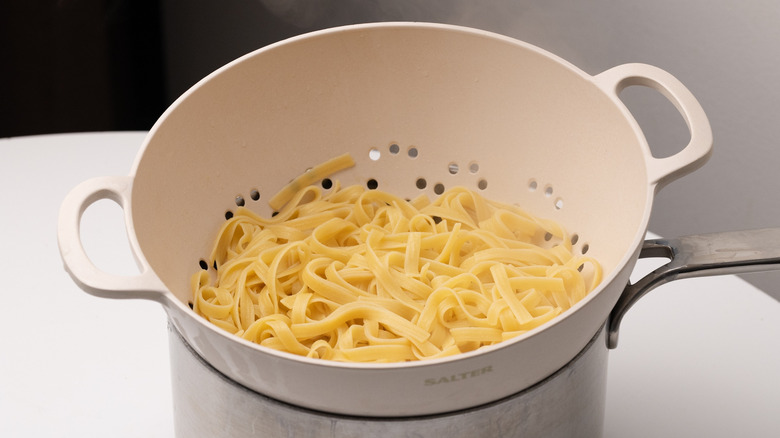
[{"x1": 1, "y1": 131, "x2": 778, "y2": 437}]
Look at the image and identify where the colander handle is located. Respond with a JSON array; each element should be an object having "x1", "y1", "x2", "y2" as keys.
[
  {"x1": 57, "y1": 176, "x2": 168, "y2": 302},
  {"x1": 594, "y1": 63, "x2": 713, "y2": 190}
]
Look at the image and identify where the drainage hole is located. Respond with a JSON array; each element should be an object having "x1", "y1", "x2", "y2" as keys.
[
  {"x1": 433, "y1": 183, "x2": 445, "y2": 195},
  {"x1": 448, "y1": 163, "x2": 459, "y2": 175},
  {"x1": 367, "y1": 178, "x2": 379, "y2": 190},
  {"x1": 250, "y1": 189, "x2": 260, "y2": 201},
  {"x1": 416, "y1": 178, "x2": 427, "y2": 189},
  {"x1": 369, "y1": 148, "x2": 381, "y2": 161},
  {"x1": 225, "y1": 211, "x2": 234, "y2": 220},
  {"x1": 408, "y1": 146, "x2": 419, "y2": 158},
  {"x1": 389, "y1": 143, "x2": 400, "y2": 154},
  {"x1": 235, "y1": 195, "x2": 245, "y2": 207},
  {"x1": 477, "y1": 179, "x2": 488, "y2": 190},
  {"x1": 322, "y1": 178, "x2": 333, "y2": 189},
  {"x1": 198, "y1": 259, "x2": 209, "y2": 270}
]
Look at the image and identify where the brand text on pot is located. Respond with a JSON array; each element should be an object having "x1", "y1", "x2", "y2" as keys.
[{"x1": 424, "y1": 366, "x2": 494, "y2": 386}]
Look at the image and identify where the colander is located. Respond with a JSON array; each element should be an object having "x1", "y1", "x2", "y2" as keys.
[{"x1": 57, "y1": 22, "x2": 714, "y2": 417}]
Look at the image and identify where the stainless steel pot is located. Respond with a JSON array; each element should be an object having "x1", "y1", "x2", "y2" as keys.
[
  {"x1": 56, "y1": 22, "x2": 726, "y2": 417},
  {"x1": 169, "y1": 322, "x2": 610, "y2": 438}
]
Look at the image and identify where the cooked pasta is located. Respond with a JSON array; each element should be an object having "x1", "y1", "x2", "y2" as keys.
[{"x1": 192, "y1": 179, "x2": 601, "y2": 362}]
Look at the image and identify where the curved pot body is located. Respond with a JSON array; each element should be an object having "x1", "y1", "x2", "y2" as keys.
[{"x1": 169, "y1": 322, "x2": 609, "y2": 438}]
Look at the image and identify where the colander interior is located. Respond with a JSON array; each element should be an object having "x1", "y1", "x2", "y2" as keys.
[{"x1": 130, "y1": 24, "x2": 650, "y2": 307}]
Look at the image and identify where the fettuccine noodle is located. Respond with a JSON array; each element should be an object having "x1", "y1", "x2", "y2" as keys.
[{"x1": 192, "y1": 181, "x2": 601, "y2": 362}]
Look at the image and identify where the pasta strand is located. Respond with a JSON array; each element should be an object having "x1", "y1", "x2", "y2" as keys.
[{"x1": 192, "y1": 182, "x2": 602, "y2": 362}]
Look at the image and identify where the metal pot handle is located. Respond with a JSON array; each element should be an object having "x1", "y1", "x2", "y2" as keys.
[
  {"x1": 57, "y1": 176, "x2": 168, "y2": 302},
  {"x1": 594, "y1": 63, "x2": 713, "y2": 191},
  {"x1": 607, "y1": 228, "x2": 780, "y2": 348}
]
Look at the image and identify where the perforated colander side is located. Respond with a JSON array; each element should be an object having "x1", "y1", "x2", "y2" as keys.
[{"x1": 188, "y1": 139, "x2": 596, "y2": 310}]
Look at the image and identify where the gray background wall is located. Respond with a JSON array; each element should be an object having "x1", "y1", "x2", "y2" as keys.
[
  {"x1": 4, "y1": 1, "x2": 778, "y2": 300},
  {"x1": 161, "y1": 0, "x2": 780, "y2": 301}
]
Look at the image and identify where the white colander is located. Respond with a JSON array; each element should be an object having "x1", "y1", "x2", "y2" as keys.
[{"x1": 58, "y1": 22, "x2": 712, "y2": 416}]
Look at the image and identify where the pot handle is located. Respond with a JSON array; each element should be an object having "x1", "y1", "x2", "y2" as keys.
[
  {"x1": 607, "y1": 228, "x2": 780, "y2": 348},
  {"x1": 57, "y1": 176, "x2": 168, "y2": 302},
  {"x1": 594, "y1": 63, "x2": 713, "y2": 190}
]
